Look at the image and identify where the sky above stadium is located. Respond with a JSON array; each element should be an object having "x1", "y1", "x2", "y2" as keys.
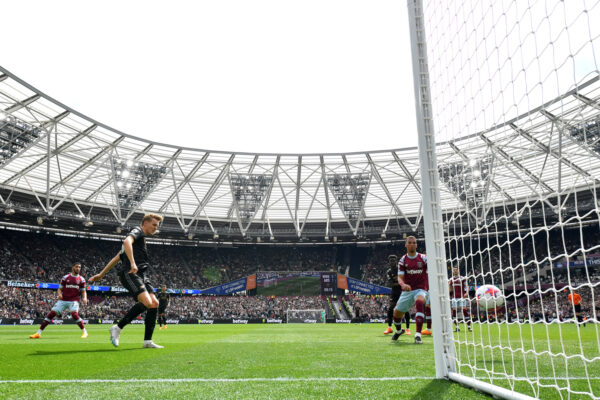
[{"x1": 1, "y1": 1, "x2": 418, "y2": 154}]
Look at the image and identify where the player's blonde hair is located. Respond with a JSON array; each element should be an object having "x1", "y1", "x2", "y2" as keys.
[
  {"x1": 142, "y1": 213, "x2": 163, "y2": 224},
  {"x1": 405, "y1": 235, "x2": 417, "y2": 243}
]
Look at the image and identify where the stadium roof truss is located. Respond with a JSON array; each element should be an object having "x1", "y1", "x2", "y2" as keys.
[{"x1": 1, "y1": 66, "x2": 600, "y2": 238}]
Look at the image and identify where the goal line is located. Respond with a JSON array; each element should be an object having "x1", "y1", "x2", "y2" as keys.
[{"x1": 1, "y1": 376, "x2": 598, "y2": 384}]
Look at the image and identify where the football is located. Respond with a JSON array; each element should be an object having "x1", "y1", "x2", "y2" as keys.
[{"x1": 475, "y1": 284, "x2": 505, "y2": 310}]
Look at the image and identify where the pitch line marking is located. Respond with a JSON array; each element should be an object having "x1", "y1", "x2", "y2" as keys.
[
  {"x1": 0, "y1": 377, "x2": 599, "y2": 384},
  {"x1": 0, "y1": 377, "x2": 432, "y2": 384}
]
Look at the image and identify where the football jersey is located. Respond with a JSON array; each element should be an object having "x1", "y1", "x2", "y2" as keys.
[
  {"x1": 59, "y1": 273, "x2": 86, "y2": 301},
  {"x1": 450, "y1": 275, "x2": 468, "y2": 299},
  {"x1": 397, "y1": 253, "x2": 428, "y2": 291},
  {"x1": 568, "y1": 293, "x2": 582, "y2": 305},
  {"x1": 158, "y1": 292, "x2": 170, "y2": 306},
  {"x1": 119, "y1": 227, "x2": 150, "y2": 272}
]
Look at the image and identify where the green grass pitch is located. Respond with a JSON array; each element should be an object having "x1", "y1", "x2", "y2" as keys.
[{"x1": 0, "y1": 323, "x2": 598, "y2": 399}]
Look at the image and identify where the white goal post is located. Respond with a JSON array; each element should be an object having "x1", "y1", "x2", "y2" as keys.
[
  {"x1": 286, "y1": 309, "x2": 326, "y2": 324},
  {"x1": 408, "y1": 0, "x2": 600, "y2": 399}
]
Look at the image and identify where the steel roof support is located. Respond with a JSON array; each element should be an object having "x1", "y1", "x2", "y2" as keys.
[
  {"x1": 3, "y1": 123, "x2": 97, "y2": 185},
  {"x1": 261, "y1": 156, "x2": 280, "y2": 238},
  {"x1": 158, "y1": 152, "x2": 210, "y2": 214},
  {"x1": 49, "y1": 136, "x2": 125, "y2": 194},
  {"x1": 295, "y1": 155, "x2": 302, "y2": 231},
  {"x1": 4, "y1": 94, "x2": 41, "y2": 114},
  {"x1": 366, "y1": 153, "x2": 417, "y2": 230},
  {"x1": 185, "y1": 154, "x2": 235, "y2": 230},
  {"x1": 479, "y1": 133, "x2": 554, "y2": 193},
  {"x1": 320, "y1": 156, "x2": 332, "y2": 238},
  {"x1": 509, "y1": 122, "x2": 595, "y2": 182}
]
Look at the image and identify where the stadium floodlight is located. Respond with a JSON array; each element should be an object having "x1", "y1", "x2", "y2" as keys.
[
  {"x1": 4, "y1": 206, "x2": 15, "y2": 215},
  {"x1": 36, "y1": 216, "x2": 43, "y2": 225},
  {"x1": 438, "y1": 156, "x2": 492, "y2": 219},
  {"x1": 83, "y1": 219, "x2": 93, "y2": 227},
  {"x1": 326, "y1": 173, "x2": 371, "y2": 231},
  {"x1": 228, "y1": 173, "x2": 272, "y2": 231},
  {"x1": 569, "y1": 116, "x2": 600, "y2": 154},
  {"x1": 409, "y1": 0, "x2": 600, "y2": 399},
  {"x1": 111, "y1": 157, "x2": 169, "y2": 221},
  {"x1": 0, "y1": 114, "x2": 41, "y2": 167}
]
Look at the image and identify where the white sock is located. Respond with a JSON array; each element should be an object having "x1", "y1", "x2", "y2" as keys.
[
  {"x1": 415, "y1": 332, "x2": 422, "y2": 337},
  {"x1": 143, "y1": 340, "x2": 153, "y2": 344},
  {"x1": 37, "y1": 329, "x2": 42, "y2": 335}
]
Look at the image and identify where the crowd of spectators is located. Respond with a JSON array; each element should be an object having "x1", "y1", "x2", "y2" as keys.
[
  {"x1": 1, "y1": 224, "x2": 599, "y2": 325},
  {"x1": 3, "y1": 225, "x2": 599, "y2": 291},
  {"x1": 0, "y1": 285, "x2": 332, "y2": 320},
  {"x1": 360, "y1": 226, "x2": 600, "y2": 289},
  {"x1": 1, "y1": 283, "x2": 598, "y2": 323},
  {"x1": 0, "y1": 230, "x2": 340, "y2": 289}
]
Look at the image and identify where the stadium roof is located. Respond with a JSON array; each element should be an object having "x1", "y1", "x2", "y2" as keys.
[{"x1": 1, "y1": 66, "x2": 600, "y2": 239}]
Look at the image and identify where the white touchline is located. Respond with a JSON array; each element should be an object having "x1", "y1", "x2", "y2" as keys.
[{"x1": 0, "y1": 377, "x2": 599, "y2": 384}]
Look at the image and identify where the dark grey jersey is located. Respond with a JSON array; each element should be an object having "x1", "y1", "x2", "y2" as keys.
[{"x1": 118, "y1": 227, "x2": 150, "y2": 272}]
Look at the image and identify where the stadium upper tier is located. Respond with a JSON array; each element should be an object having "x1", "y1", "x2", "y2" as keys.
[{"x1": 1, "y1": 66, "x2": 600, "y2": 240}]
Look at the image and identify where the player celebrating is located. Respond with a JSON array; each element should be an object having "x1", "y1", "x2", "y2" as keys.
[
  {"x1": 30, "y1": 263, "x2": 88, "y2": 339},
  {"x1": 89, "y1": 213, "x2": 164, "y2": 348},
  {"x1": 391, "y1": 236, "x2": 428, "y2": 344},
  {"x1": 449, "y1": 266, "x2": 472, "y2": 332},
  {"x1": 158, "y1": 285, "x2": 170, "y2": 330}
]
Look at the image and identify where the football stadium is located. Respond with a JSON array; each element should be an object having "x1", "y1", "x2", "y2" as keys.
[{"x1": 1, "y1": 1, "x2": 600, "y2": 399}]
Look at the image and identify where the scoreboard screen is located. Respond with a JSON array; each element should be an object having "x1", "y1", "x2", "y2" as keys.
[{"x1": 320, "y1": 272, "x2": 337, "y2": 296}]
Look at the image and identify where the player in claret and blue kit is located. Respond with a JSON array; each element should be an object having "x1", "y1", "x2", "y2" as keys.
[
  {"x1": 29, "y1": 262, "x2": 88, "y2": 339},
  {"x1": 391, "y1": 236, "x2": 428, "y2": 344},
  {"x1": 450, "y1": 266, "x2": 472, "y2": 332}
]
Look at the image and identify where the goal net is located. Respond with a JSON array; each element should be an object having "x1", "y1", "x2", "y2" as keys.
[
  {"x1": 408, "y1": 0, "x2": 600, "y2": 398},
  {"x1": 286, "y1": 309, "x2": 326, "y2": 324}
]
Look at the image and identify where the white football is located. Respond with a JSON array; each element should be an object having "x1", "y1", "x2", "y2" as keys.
[{"x1": 475, "y1": 284, "x2": 505, "y2": 310}]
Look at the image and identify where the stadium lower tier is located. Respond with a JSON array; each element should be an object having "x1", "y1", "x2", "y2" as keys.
[{"x1": 3, "y1": 226, "x2": 599, "y2": 289}]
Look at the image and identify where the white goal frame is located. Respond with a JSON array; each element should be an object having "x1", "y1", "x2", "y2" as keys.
[{"x1": 407, "y1": 1, "x2": 538, "y2": 399}]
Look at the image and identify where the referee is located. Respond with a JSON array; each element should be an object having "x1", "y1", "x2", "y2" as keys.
[{"x1": 158, "y1": 285, "x2": 170, "y2": 330}]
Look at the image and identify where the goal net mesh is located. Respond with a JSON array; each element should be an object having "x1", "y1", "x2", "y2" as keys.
[
  {"x1": 418, "y1": 0, "x2": 600, "y2": 398},
  {"x1": 286, "y1": 309, "x2": 326, "y2": 324}
]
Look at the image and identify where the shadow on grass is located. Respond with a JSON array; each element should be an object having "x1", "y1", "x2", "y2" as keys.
[
  {"x1": 410, "y1": 379, "x2": 493, "y2": 400},
  {"x1": 389, "y1": 340, "x2": 415, "y2": 347},
  {"x1": 29, "y1": 348, "x2": 142, "y2": 356}
]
